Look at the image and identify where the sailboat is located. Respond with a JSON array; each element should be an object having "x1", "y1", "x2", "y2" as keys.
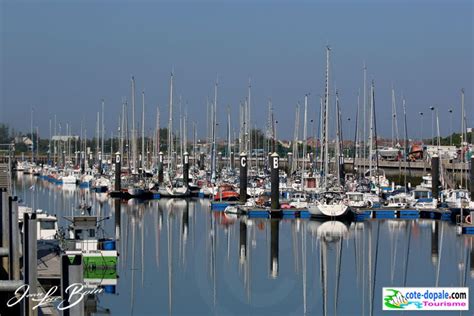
[{"x1": 308, "y1": 47, "x2": 349, "y2": 219}]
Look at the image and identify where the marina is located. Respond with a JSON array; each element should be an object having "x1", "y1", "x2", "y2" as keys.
[{"x1": 1, "y1": 1, "x2": 473, "y2": 315}]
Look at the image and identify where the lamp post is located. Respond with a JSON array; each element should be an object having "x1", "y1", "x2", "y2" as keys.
[
  {"x1": 448, "y1": 108, "x2": 453, "y2": 146},
  {"x1": 419, "y1": 112, "x2": 424, "y2": 144},
  {"x1": 430, "y1": 106, "x2": 435, "y2": 145}
]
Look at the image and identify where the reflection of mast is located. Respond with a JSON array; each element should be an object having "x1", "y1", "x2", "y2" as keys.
[
  {"x1": 155, "y1": 205, "x2": 162, "y2": 268},
  {"x1": 130, "y1": 216, "x2": 136, "y2": 315},
  {"x1": 371, "y1": 221, "x2": 381, "y2": 316},
  {"x1": 301, "y1": 220, "x2": 307, "y2": 315},
  {"x1": 141, "y1": 212, "x2": 145, "y2": 287},
  {"x1": 335, "y1": 236, "x2": 343, "y2": 315},
  {"x1": 470, "y1": 240, "x2": 474, "y2": 280},
  {"x1": 270, "y1": 220, "x2": 279, "y2": 278},
  {"x1": 168, "y1": 208, "x2": 173, "y2": 314},
  {"x1": 320, "y1": 238, "x2": 327, "y2": 316}
]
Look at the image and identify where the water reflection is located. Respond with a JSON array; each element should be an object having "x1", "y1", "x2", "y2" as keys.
[{"x1": 11, "y1": 175, "x2": 474, "y2": 315}]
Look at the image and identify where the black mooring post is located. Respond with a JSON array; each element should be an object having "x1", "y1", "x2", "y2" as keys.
[
  {"x1": 239, "y1": 152, "x2": 248, "y2": 204},
  {"x1": 114, "y1": 152, "x2": 121, "y2": 192},
  {"x1": 158, "y1": 152, "x2": 164, "y2": 184},
  {"x1": 201, "y1": 153, "x2": 206, "y2": 170},
  {"x1": 270, "y1": 220, "x2": 279, "y2": 278},
  {"x1": 230, "y1": 151, "x2": 235, "y2": 170},
  {"x1": 61, "y1": 254, "x2": 83, "y2": 316},
  {"x1": 23, "y1": 212, "x2": 37, "y2": 315},
  {"x1": 287, "y1": 152, "x2": 293, "y2": 175},
  {"x1": 183, "y1": 152, "x2": 189, "y2": 186},
  {"x1": 431, "y1": 155, "x2": 440, "y2": 202},
  {"x1": 271, "y1": 153, "x2": 280, "y2": 210}
]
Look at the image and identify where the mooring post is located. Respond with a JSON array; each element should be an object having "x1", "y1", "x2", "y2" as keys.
[
  {"x1": 287, "y1": 152, "x2": 293, "y2": 174},
  {"x1": 431, "y1": 155, "x2": 440, "y2": 204},
  {"x1": 98, "y1": 152, "x2": 103, "y2": 175},
  {"x1": 271, "y1": 152, "x2": 280, "y2": 210},
  {"x1": 80, "y1": 151, "x2": 85, "y2": 174},
  {"x1": 1, "y1": 189, "x2": 8, "y2": 272},
  {"x1": 158, "y1": 152, "x2": 164, "y2": 184},
  {"x1": 239, "y1": 152, "x2": 248, "y2": 204},
  {"x1": 25, "y1": 212, "x2": 37, "y2": 316},
  {"x1": 61, "y1": 254, "x2": 84, "y2": 316},
  {"x1": 202, "y1": 153, "x2": 207, "y2": 170},
  {"x1": 230, "y1": 151, "x2": 235, "y2": 170},
  {"x1": 9, "y1": 197, "x2": 20, "y2": 281},
  {"x1": 114, "y1": 152, "x2": 121, "y2": 192},
  {"x1": 183, "y1": 152, "x2": 189, "y2": 187},
  {"x1": 218, "y1": 152, "x2": 222, "y2": 171},
  {"x1": 270, "y1": 220, "x2": 279, "y2": 278}
]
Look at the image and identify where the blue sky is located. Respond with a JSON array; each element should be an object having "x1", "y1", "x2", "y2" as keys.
[{"x1": 0, "y1": 0, "x2": 472, "y2": 140}]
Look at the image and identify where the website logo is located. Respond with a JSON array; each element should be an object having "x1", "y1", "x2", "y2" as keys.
[{"x1": 383, "y1": 287, "x2": 469, "y2": 311}]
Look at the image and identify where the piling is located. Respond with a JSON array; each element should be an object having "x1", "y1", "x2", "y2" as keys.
[
  {"x1": 61, "y1": 254, "x2": 84, "y2": 316},
  {"x1": 431, "y1": 155, "x2": 440, "y2": 201},
  {"x1": 270, "y1": 220, "x2": 279, "y2": 278},
  {"x1": 80, "y1": 151, "x2": 85, "y2": 174},
  {"x1": 199, "y1": 153, "x2": 205, "y2": 170},
  {"x1": 8, "y1": 196, "x2": 20, "y2": 281},
  {"x1": 230, "y1": 152, "x2": 235, "y2": 170},
  {"x1": 183, "y1": 152, "x2": 189, "y2": 186},
  {"x1": 287, "y1": 152, "x2": 293, "y2": 174},
  {"x1": 218, "y1": 152, "x2": 222, "y2": 171},
  {"x1": 98, "y1": 152, "x2": 103, "y2": 174},
  {"x1": 271, "y1": 153, "x2": 280, "y2": 210},
  {"x1": 23, "y1": 213, "x2": 37, "y2": 315},
  {"x1": 114, "y1": 152, "x2": 121, "y2": 192},
  {"x1": 239, "y1": 152, "x2": 248, "y2": 204},
  {"x1": 158, "y1": 152, "x2": 164, "y2": 184},
  {"x1": 1, "y1": 190, "x2": 8, "y2": 272}
]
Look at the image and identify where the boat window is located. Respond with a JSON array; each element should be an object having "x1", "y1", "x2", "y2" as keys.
[
  {"x1": 40, "y1": 221, "x2": 56, "y2": 230},
  {"x1": 89, "y1": 229, "x2": 95, "y2": 238}
]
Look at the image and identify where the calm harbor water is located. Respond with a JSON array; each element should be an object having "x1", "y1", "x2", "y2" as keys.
[{"x1": 13, "y1": 174, "x2": 474, "y2": 316}]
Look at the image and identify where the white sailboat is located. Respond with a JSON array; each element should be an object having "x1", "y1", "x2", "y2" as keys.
[{"x1": 308, "y1": 46, "x2": 349, "y2": 218}]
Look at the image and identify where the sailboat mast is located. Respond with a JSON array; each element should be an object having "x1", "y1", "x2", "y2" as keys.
[
  {"x1": 369, "y1": 82, "x2": 374, "y2": 177},
  {"x1": 302, "y1": 94, "x2": 308, "y2": 188},
  {"x1": 335, "y1": 91, "x2": 341, "y2": 185},
  {"x1": 322, "y1": 46, "x2": 331, "y2": 188},
  {"x1": 363, "y1": 64, "x2": 367, "y2": 161},
  {"x1": 211, "y1": 79, "x2": 218, "y2": 183},
  {"x1": 101, "y1": 99, "x2": 105, "y2": 158},
  {"x1": 227, "y1": 106, "x2": 231, "y2": 168},
  {"x1": 131, "y1": 76, "x2": 137, "y2": 172},
  {"x1": 168, "y1": 72, "x2": 174, "y2": 172},
  {"x1": 141, "y1": 90, "x2": 146, "y2": 170}
]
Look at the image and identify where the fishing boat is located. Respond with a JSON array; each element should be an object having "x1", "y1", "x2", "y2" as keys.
[
  {"x1": 63, "y1": 215, "x2": 118, "y2": 269},
  {"x1": 378, "y1": 147, "x2": 401, "y2": 161}
]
